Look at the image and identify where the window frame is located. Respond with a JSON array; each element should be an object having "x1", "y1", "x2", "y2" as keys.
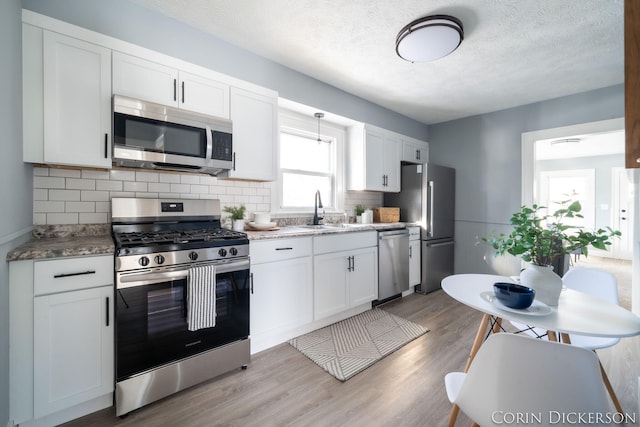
[{"x1": 272, "y1": 109, "x2": 345, "y2": 214}]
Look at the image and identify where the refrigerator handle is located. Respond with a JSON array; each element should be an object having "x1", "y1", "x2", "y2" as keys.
[{"x1": 428, "y1": 180, "x2": 434, "y2": 237}]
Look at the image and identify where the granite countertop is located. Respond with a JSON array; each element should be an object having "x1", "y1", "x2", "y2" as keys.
[
  {"x1": 6, "y1": 224, "x2": 114, "y2": 262},
  {"x1": 246, "y1": 222, "x2": 412, "y2": 240}
]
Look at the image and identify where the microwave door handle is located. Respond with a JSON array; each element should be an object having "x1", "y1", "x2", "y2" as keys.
[{"x1": 205, "y1": 125, "x2": 213, "y2": 160}]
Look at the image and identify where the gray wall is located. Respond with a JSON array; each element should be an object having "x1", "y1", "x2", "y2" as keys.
[
  {"x1": 428, "y1": 85, "x2": 625, "y2": 276},
  {"x1": 21, "y1": 0, "x2": 429, "y2": 141},
  {"x1": 1, "y1": 0, "x2": 33, "y2": 425}
]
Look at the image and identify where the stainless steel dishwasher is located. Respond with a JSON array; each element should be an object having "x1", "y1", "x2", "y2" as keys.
[{"x1": 376, "y1": 229, "x2": 410, "y2": 303}]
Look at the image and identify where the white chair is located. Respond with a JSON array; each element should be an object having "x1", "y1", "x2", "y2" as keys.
[{"x1": 445, "y1": 333, "x2": 613, "y2": 427}]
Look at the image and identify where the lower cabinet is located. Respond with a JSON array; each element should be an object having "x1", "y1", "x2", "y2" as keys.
[
  {"x1": 313, "y1": 231, "x2": 378, "y2": 321},
  {"x1": 249, "y1": 238, "x2": 313, "y2": 353},
  {"x1": 314, "y1": 247, "x2": 378, "y2": 320},
  {"x1": 34, "y1": 285, "x2": 113, "y2": 418},
  {"x1": 9, "y1": 255, "x2": 114, "y2": 426}
]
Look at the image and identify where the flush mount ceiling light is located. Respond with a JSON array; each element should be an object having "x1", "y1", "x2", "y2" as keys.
[{"x1": 396, "y1": 15, "x2": 464, "y2": 62}]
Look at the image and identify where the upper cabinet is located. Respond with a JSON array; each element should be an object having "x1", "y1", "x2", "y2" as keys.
[
  {"x1": 625, "y1": 0, "x2": 640, "y2": 168},
  {"x1": 112, "y1": 52, "x2": 230, "y2": 118},
  {"x1": 347, "y1": 124, "x2": 401, "y2": 192},
  {"x1": 227, "y1": 87, "x2": 278, "y2": 181},
  {"x1": 401, "y1": 137, "x2": 429, "y2": 164},
  {"x1": 23, "y1": 26, "x2": 112, "y2": 168}
]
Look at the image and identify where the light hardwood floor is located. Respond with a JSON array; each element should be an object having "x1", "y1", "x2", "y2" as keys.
[{"x1": 63, "y1": 288, "x2": 640, "y2": 427}]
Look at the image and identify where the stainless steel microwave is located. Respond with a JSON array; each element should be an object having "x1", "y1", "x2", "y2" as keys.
[{"x1": 112, "y1": 95, "x2": 233, "y2": 176}]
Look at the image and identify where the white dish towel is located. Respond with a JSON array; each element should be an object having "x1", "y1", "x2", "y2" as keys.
[{"x1": 187, "y1": 264, "x2": 217, "y2": 331}]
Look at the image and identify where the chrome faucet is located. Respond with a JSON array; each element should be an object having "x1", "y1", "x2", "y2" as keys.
[{"x1": 313, "y1": 190, "x2": 324, "y2": 225}]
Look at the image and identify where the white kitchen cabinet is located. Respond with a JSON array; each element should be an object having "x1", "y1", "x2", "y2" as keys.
[
  {"x1": 313, "y1": 232, "x2": 378, "y2": 320},
  {"x1": 408, "y1": 226, "x2": 421, "y2": 287},
  {"x1": 227, "y1": 86, "x2": 278, "y2": 181},
  {"x1": 402, "y1": 137, "x2": 429, "y2": 164},
  {"x1": 33, "y1": 285, "x2": 113, "y2": 418},
  {"x1": 23, "y1": 27, "x2": 112, "y2": 168},
  {"x1": 112, "y1": 51, "x2": 230, "y2": 118},
  {"x1": 9, "y1": 255, "x2": 114, "y2": 426},
  {"x1": 250, "y1": 238, "x2": 313, "y2": 353},
  {"x1": 347, "y1": 124, "x2": 401, "y2": 192}
]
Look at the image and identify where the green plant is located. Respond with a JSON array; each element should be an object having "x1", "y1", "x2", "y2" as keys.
[
  {"x1": 479, "y1": 199, "x2": 620, "y2": 266},
  {"x1": 223, "y1": 204, "x2": 246, "y2": 221},
  {"x1": 355, "y1": 204, "x2": 366, "y2": 216}
]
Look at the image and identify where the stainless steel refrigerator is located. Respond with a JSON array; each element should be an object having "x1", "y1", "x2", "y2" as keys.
[{"x1": 384, "y1": 163, "x2": 455, "y2": 294}]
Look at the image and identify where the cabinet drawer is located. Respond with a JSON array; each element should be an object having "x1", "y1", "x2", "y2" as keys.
[
  {"x1": 251, "y1": 237, "x2": 312, "y2": 264},
  {"x1": 313, "y1": 231, "x2": 377, "y2": 254},
  {"x1": 34, "y1": 255, "x2": 113, "y2": 295},
  {"x1": 408, "y1": 226, "x2": 421, "y2": 240}
]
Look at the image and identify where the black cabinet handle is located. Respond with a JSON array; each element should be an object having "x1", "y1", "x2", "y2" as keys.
[
  {"x1": 250, "y1": 273, "x2": 254, "y2": 294},
  {"x1": 173, "y1": 79, "x2": 177, "y2": 101},
  {"x1": 275, "y1": 247, "x2": 293, "y2": 251},
  {"x1": 181, "y1": 81, "x2": 185, "y2": 103},
  {"x1": 416, "y1": 149, "x2": 420, "y2": 160},
  {"x1": 106, "y1": 297, "x2": 110, "y2": 327},
  {"x1": 53, "y1": 270, "x2": 96, "y2": 279},
  {"x1": 104, "y1": 134, "x2": 108, "y2": 158},
  {"x1": 232, "y1": 152, "x2": 236, "y2": 171}
]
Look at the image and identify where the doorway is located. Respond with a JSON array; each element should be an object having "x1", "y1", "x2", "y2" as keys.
[{"x1": 521, "y1": 117, "x2": 637, "y2": 313}]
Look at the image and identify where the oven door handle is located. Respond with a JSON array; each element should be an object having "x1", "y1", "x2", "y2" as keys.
[{"x1": 117, "y1": 258, "x2": 250, "y2": 289}]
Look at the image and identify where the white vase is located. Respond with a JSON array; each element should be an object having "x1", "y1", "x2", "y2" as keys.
[
  {"x1": 232, "y1": 219, "x2": 245, "y2": 231},
  {"x1": 519, "y1": 264, "x2": 563, "y2": 306}
]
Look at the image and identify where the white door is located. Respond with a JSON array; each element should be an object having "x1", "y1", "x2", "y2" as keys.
[
  {"x1": 112, "y1": 51, "x2": 178, "y2": 106},
  {"x1": 43, "y1": 32, "x2": 111, "y2": 168},
  {"x1": 612, "y1": 167, "x2": 634, "y2": 260},
  {"x1": 364, "y1": 128, "x2": 385, "y2": 191},
  {"x1": 179, "y1": 71, "x2": 229, "y2": 118},
  {"x1": 383, "y1": 135, "x2": 401, "y2": 192},
  {"x1": 314, "y1": 252, "x2": 349, "y2": 320},
  {"x1": 348, "y1": 247, "x2": 378, "y2": 306}
]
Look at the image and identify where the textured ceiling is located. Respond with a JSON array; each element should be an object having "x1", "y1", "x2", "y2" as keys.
[{"x1": 126, "y1": 0, "x2": 624, "y2": 125}]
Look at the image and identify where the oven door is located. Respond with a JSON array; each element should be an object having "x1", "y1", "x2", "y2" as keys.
[{"x1": 115, "y1": 258, "x2": 249, "y2": 382}]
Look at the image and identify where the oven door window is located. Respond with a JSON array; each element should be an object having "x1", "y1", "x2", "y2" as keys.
[
  {"x1": 116, "y1": 269, "x2": 249, "y2": 381},
  {"x1": 114, "y1": 113, "x2": 207, "y2": 158}
]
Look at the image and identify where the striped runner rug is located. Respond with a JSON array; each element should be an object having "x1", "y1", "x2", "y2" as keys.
[{"x1": 289, "y1": 308, "x2": 429, "y2": 381}]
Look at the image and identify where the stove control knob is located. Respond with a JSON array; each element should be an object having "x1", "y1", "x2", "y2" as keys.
[
  {"x1": 218, "y1": 248, "x2": 227, "y2": 257},
  {"x1": 139, "y1": 256, "x2": 150, "y2": 267},
  {"x1": 155, "y1": 255, "x2": 165, "y2": 265},
  {"x1": 229, "y1": 247, "x2": 238, "y2": 256},
  {"x1": 188, "y1": 251, "x2": 199, "y2": 261}
]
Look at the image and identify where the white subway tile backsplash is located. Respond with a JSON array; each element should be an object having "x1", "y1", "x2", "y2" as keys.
[
  {"x1": 50, "y1": 168, "x2": 81, "y2": 178},
  {"x1": 66, "y1": 178, "x2": 96, "y2": 190},
  {"x1": 34, "y1": 176, "x2": 65, "y2": 189},
  {"x1": 34, "y1": 167, "x2": 49, "y2": 176},
  {"x1": 81, "y1": 190, "x2": 110, "y2": 202},
  {"x1": 123, "y1": 181, "x2": 148, "y2": 192},
  {"x1": 170, "y1": 183, "x2": 190, "y2": 193},
  {"x1": 49, "y1": 189, "x2": 81, "y2": 201},
  {"x1": 65, "y1": 201, "x2": 95, "y2": 212},
  {"x1": 34, "y1": 201, "x2": 65, "y2": 213},
  {"x1": 96, "y1": 180, "x2": 123, "y2": 191},
  {"x1": 47, "y1": 213, "x2": 79, "y2": 225},
  {"x1": 135, "y1": 192, "x2": 159, "y2": 198},
  {"x1": 190, "y1": 184, "x2": 208, "y2": 194},
  {"x1": 82, "y1": 170, "x2": 110, "y2": 180},
  {"x1": 79, "y1": 213, "x2": 107, "y2": 224},
  {"x1": 33, "y1": 213, "x2": 47, "y2": 225},
  {"x1": 109, "y1": 169, "x2": 136, "y2": 181},
  {"x1": 135, "y1": 171, "x2": 159, "y2": 182},
  {"x1": 159, "y1": 173, "x2": 181, "y2": 183},
  {"x1": 95, "y1": 202, "x2": 110, "y2": 213},
  {"x1": 180, "y1": 174, "x2": 200, "y2": 185},
  {"x1": 34, "y1": 189, "x2": 48, "y2": 201},
  {"x1": 148, "y1": 182, "x2": 171, "y2": 193},
  {"x1": 199, "y1": 176, "x2": 217, "y2": 185}
]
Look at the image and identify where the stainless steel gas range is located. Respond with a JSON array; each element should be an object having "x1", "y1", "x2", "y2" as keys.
[{"x1": 111, "y1": 198, "x2": 250, "y2": 417}]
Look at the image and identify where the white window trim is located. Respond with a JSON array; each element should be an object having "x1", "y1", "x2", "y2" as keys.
[{"x1": 272, "y1": 109, "x2": 345, "y2": 215}]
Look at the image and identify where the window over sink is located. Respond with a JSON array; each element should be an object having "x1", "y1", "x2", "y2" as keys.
[{"x1": 274, "y1": 110, "x2": 345, "y2": 213}]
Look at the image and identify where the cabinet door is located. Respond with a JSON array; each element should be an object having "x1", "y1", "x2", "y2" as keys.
[
  {"x1": 33, "y1": 285, "x2": 113, "y2": 418},
  {"x1": 383, "y1": 135, "x2": 401, "y2": 192},
  {"x1": 348, "y1": 247, "x2": 378, "y2": 306},
  {"x1": 228, "y1": 87, "x2": 278, "y2": 181},
  {"x1": 409, "y1": 240, "x2": 421, "y2": 286},
  {"x1": 314, "y1": 252, "x2": 350, "y2": 320},
  {"x1": 43, "y1": 31, "x2": 111, "y2": 168},
  {"x1": 112, "y1": 51, "x2": 178, "y2": 106},
  {"x1": 364, "y1": 128, "x2": 386, "y2": 191},
  {"x1": 402, "y1": 139, "x2": 428, "y2": 164},
  {"x1": 250, "y1": 257, "x2": 313, "y2": 342},
  {"x1": 179, "y1": 71, "x2": 229, "y2": 118}
]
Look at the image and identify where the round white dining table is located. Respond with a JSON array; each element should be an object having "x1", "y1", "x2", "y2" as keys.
[
  {"x1": 441, "y1": 273, "x2": 640, "y2": 426},
  {"x1": 442, "y1": 273, "x2": 640, "y2": 338}
]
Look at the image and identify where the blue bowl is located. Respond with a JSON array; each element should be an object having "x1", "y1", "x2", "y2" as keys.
[{"x1": 493, "y1": 282, "x2": 535, "y2": 309}]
